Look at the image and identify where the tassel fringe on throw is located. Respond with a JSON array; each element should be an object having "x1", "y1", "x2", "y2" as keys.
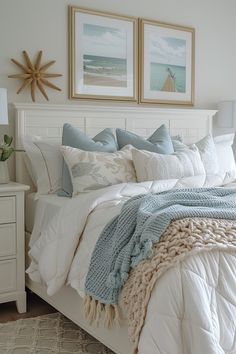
[{"x1": 84, "y1": 296, "x2": 121, "y2": 329}]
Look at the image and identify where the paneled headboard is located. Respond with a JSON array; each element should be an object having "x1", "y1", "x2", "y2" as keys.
[{"x1": 14, "y1": 103, "x2": 217, "y2": 186}]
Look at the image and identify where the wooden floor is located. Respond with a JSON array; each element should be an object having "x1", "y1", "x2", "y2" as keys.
[{"x1": 0, "y1": 291, "x2": 56, "y2": 323}]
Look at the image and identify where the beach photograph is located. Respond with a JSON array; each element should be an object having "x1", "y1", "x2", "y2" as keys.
[
  {"x1": 83, "y1": 24, "x2": 127, "y2": 87},
  {"x1": 150, "y1": 36, "x2": 186, "y2": 93}
]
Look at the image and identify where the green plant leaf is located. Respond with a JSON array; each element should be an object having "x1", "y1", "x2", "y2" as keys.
[
  {"x1": 1, "y1": 147, "x2": 14, "y2": 161},
  {"x1": 4, "y1": 135, "x2": 13, "y2": 146}
]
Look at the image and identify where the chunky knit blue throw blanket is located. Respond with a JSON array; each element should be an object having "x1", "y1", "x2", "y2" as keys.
[{"x1": 85, "y1": 188, "x2": 236, "y2": 305}]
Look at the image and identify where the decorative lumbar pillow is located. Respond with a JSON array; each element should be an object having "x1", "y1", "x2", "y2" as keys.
[
  {"x1": 23, "y1": 137, "x2": 63, "y2": 197},
  {"x1": 173, "y1": 135, "x2": 219, "y2": 175},
  {"x1": 214, "y1": 134, "x2": 236, "y2": 182},
  {"x1": 116, "y1": 124, "x2": 174, "y2": 154},
  {"x1": 132, "y1": 146, "x2": 205, "y2": 182},
  {"x1": 60, "y1": 124, "x2": 117, "y2": 197},
  {"x1": 60, "y1": 145, "x2": 136, "y2": 195}
]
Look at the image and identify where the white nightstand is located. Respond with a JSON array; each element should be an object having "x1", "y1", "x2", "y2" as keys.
[{"x1": 0, "y1": 182, "x2": 29, "y2": 313}]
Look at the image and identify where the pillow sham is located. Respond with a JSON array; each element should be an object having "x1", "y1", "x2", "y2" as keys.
[
  {"x1": 60, "y1": 124, "x2": 117, "y2": 197},
  {"x1": 132, "y1": 146, "x2": 205, "y2": 182},
  {"x1": 195, "y1": 135, "x2": 219, "y2": 175},
  {"x1": 23, "y1": 153, "x2": 37, "y2": 188},
  {"x1": 116, "y1": 124, "x2": 174, "y2": 154},
  {"x1": 60, "y1": 145, "x2": 136, "y2": 195},
  {"x1": 173, "y1": 135, "x2": 219, "y2": 175},
  {"x1": 214, "y1": 134, "x2": 236, "y2": 181},
  {"x1": 23, "y1": 137, "x2": 63, "y2": 197}
]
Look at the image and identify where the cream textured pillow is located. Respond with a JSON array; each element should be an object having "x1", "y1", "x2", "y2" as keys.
[
  {"x1": 173, "y1": 135, "x2": 219, "y2": 175},
  {"x1": 132, "y1": 146, "x2": 205, "y2": 182},
  {"x1": 60, "y1": 145, "x2": 136, "y2": 195}
]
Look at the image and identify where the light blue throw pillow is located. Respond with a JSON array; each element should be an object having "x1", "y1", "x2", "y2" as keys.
[
  {"x1": 59, "y1": 124, "x2": 117, "y2": 197},
  {"x1": 116, "y1": 124, "x2": 174, "y2": 154}
]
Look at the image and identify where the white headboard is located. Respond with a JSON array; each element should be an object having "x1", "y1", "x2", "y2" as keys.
[{"x1": 14, "y1": 103, "x2": 217, "y2": 186}]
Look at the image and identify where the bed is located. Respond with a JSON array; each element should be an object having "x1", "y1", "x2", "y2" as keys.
[{"x1": 15, "y1": 102, "x2": 236, "y2": 354}]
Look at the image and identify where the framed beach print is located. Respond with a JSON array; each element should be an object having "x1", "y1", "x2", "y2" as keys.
[
  {"x1": 69, "y1": 6, "x2": 138, "y2": 101},
  {"x1": 140, "y1": 19, "x2": 195, "y2": 105}
]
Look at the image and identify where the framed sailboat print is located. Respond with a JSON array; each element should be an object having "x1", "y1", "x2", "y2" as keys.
[
  {"x1": 69, "y1": 6, "x2": 138, "y2": 101},
  {"x1": 139, "y1": 19, "x2": 195, "y2": 105}
]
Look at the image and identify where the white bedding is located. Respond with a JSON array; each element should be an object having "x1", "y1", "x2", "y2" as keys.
[
  {"x1": 26, "y1": 193, "x2": 69, "y2": 238},
  {"x1": 27, "y1": 177, "x2": 236, "y2": 354},
  {"x1": 26, "y1": 193, "x2": 67, "y2": 233},
  {"x1": 25, "y1": 193, "x2": 37, "y2": 233}
]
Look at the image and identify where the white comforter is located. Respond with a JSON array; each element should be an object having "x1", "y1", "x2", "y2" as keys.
[{"x1": 27, "y1": 176, "x2": 236, "y2": 354}]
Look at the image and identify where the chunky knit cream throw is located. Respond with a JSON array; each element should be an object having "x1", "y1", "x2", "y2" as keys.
[
  {"x1": 84, "y1": 217, "x2": 236, "y2": 354},
  {"x1": 122, "y1": 217, "x2": 236, "y2": 353}
]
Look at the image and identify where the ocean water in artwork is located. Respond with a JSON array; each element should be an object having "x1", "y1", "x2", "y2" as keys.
[
  {"x1": 83, "y1": 23, "x2": 127, "y2": 88},
  {"x1": 83, "y1": 54, "x2": 127, "y2": 87},
  {"x1": 150, "y1": 63, "x2": 186, "y2": 93}
]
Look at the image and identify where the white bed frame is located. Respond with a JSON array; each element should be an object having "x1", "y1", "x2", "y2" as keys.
[{"x1": 14, "y1": 103, "x2": 217, "y2": 354}]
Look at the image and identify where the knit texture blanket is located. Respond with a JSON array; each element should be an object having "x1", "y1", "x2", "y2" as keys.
[
  {"x1": 85, "y1": 188, "x2": 236, "y2": 308},
  {"x1": 122, "y1": 217, "x2": 236, "y2": 353}
]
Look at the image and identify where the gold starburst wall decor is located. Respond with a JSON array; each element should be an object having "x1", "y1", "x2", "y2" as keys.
[{"x1": 8, "y1": 50, "x2": 62, "y2": 102}]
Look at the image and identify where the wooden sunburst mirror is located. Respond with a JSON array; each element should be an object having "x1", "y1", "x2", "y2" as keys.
[{"x1": 8, "y1": 50, "x2": 62, "y2": 102}]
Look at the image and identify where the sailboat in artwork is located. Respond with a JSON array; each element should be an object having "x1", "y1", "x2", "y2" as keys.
[{"x1": 161, "y1": 67, "x2": 177, "y2": 92}]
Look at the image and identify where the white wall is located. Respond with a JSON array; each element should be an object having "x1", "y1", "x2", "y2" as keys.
[{"x1": 1, "y1": 0, "x2": 236, "y2": 178}]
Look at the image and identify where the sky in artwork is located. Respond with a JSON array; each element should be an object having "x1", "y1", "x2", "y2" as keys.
[
  {"x1": 150, "y1": 36, "x2": 186, "y2": 67},
  {"x1": 83, "y1": 23, "x2": 127, "y2": 59}
]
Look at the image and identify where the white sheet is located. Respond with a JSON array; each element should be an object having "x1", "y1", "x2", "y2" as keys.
[
  {"x1": 28, "y1": 193, "x2": 70, "y2": 245},
  {"x1": 26, "y1": 193, "x2": 70, "y2": 235},
  {"x1": 25, "y1": 193, "x2": 37, "y2": 233}
]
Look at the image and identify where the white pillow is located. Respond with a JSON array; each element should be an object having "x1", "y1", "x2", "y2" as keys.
[
  {"x1": 60, "y1": 145, "x2": 136, "y2": 195},
  {"x1": 195, "y1": 135, "x2": 219, "y2": 175},
  {"x1": 214, "y1": 134, "x2": 236, "y2": 182},
  {"x1": 23, "y1": 153, "x2": 37, "y2": 188},
  {"x1": 23, "y1": 137, "x2": 63, "y2": 196},
  {"x1": 173, "y1": 135, "x2": 219, "y2": 175},
  {"x1": 132, "y1": 146, "x2": 205, "y2": 182}
]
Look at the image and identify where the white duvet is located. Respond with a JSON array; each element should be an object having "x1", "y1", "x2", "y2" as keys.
[{"x1": 27, "y1": 176, "x2": 236, "y2": 354}]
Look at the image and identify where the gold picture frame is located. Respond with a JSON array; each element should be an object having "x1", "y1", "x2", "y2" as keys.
[
  {"x1": 69, "y1": 6, "x2": 138, "y2": 102},
  {"x1": 139, "y1": 18, "x2": 195, "y2": 105}
]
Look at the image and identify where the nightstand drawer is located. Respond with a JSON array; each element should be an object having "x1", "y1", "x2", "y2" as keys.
[
  {"x1": 0, "y1": 196, "x2": 16, "y2": 224},
  {"x1": 0, "y1": 259, "x2": 16, "y2": 293},
  {"x1": 0, "y1": 224, "x2": 16, "y2": 257}
]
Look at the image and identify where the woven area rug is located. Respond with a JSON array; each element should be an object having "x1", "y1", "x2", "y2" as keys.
[{"x1": 0, "y1": 312, "x2": 114, "y2": 354}]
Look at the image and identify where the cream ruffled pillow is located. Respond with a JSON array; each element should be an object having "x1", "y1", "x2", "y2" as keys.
[{"x1": 60, "y1": 145, "x2": 136, "y2": 195}]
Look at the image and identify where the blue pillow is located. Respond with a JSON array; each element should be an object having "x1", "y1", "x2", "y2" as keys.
[
  {"x1": 116, "y1": 124, "x2": 174, "y2": 154},
  {"x1": 59, "y1": 124, "x2": 117, "y2": 197}
]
